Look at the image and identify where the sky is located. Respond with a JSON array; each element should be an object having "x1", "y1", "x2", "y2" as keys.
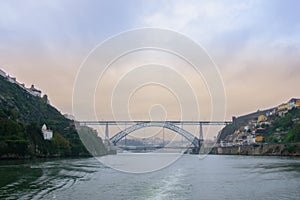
[{"x1": 1, "y1": 0, "x2": 300, "y2": 122}]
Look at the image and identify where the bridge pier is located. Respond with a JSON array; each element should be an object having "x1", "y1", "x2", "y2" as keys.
[
  {"x1": 105, "y1": 122, "x2": 109, "y2": 140},
  {"x1": 199, "y1": 123, "x2": 203, "y2": 141}
]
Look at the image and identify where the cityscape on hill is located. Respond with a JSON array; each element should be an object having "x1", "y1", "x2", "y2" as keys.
[{"x1": 217, "y1": 98, "x2": 300, "y2": 156}]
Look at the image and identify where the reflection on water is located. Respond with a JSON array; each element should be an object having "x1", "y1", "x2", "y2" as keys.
[
  {"x1": 0, "y1": 159, "x2": 102, "y2": 199},
  {"x1": 0, "y1": 155, "x2": 300, "y2": 200}
]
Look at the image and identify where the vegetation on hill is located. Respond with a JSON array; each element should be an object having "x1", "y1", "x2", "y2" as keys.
[
  {"x1": 266, "y1": 108, "x2": 300, "y2": 143},
  {"x1": 77, "y1": 126, "x2": 109, "y2": 156},
  {"x1": 0, "y1": 75, "x2": 107, "y2": 159}
]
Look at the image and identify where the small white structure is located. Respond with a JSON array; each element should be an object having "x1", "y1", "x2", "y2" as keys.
[{"x1": 41, "y1": 124, "x2": 53, "y2": 140}]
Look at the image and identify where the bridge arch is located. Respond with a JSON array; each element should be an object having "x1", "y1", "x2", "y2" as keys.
[{"x1": 110, "y1": 122, "x2": 200, "y2": 147}]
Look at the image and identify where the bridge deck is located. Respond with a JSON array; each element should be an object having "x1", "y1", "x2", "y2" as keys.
[{"x1": 79, "y1": 120, "x2": 232, "y2": 125}]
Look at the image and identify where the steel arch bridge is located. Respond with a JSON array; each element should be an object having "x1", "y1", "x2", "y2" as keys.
[
  {"x1": 79, "y1": 120, "x2": 232, "y2": 152},
  {"x1": 110, "y1": 122, "x2": 200, "y2": 147}
]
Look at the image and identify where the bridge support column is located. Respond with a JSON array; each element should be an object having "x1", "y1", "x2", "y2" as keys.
[
  {"x1": 199, "y1": 123, "x2": 203, "y2": 141},
  {"x1": 162, "y1": 127, "x2": 165, "y2": 147},
  {"x1": 197, "y1": 123, "x2": 204, "y2": 154},
  {"x1": 105, "y1": 122, "x2": 109, "y2": 140}
]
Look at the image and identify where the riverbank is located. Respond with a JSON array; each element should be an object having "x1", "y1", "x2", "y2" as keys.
[
  {"x1": 0, "y1": 147, "x2": 117, "y2": 160},
  {"x1": 212, "y1": 143, "x2": 300, "y2": 156}
]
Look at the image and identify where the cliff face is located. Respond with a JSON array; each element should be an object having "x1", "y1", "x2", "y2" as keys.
[
  {"x1": 0, "y1": 74, "x2": 108, "y2": 159},
  {"x1": 215, "y1": 143, "x2": 300, "y2": 156}
]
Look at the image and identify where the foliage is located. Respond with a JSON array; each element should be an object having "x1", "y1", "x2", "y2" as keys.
[
  {"x1": 52, "y1": 132, "x2": 71, "y2": 156},
  {"x1": 0, "y1": 75, "x2": 107, "y2": 159},
  {"x1": 266, "y1": 108, "x2": 300, "y2": 143},
  {"x1": 77, "y1": 126, "x2": 108, "y2": 156}
]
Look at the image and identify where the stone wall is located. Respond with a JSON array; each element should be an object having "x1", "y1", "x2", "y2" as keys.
[{"x1": 214, "y1": 143, "x2": 300, "y2": 156}]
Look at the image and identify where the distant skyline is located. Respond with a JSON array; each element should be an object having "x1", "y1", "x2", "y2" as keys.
[{"x1": 1, "y1": 0, "x2": 300, "y2": 120}]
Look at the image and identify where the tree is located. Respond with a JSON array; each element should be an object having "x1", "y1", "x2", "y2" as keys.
[
  {"x1": 292, "y1": 123, "x2": 300, "y2": 142},
  {"x1": 52, "y1": 132, "x2": 71, "y2": 156},
  {"x1": 10, "y1": 108, "x2": 18, "y2": 121}
]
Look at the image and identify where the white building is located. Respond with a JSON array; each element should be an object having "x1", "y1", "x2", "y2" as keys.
[{"x1": 41, "y1": 124, "x2": 53, "y2": 140}]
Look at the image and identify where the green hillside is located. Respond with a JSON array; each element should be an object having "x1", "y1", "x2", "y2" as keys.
[
  {"x1": 0, "y1": 75, "x2": 107, "y2": 159},
  {"x1": 266, "y1": 108, "x2": 300, "y2": 143}
]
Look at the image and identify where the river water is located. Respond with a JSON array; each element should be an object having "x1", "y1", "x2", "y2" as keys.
[{"x1": 0, "y1": 154, "x2": 300, "y2": 200}]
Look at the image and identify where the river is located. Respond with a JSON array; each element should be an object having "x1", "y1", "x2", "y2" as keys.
[{"x1": 0, "y1": 154, "x2": 300, "y2": 200}]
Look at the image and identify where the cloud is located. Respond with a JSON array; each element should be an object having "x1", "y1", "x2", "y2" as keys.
[{"x1": 139, "y1": 0, "x2": 300, "y2": 117}]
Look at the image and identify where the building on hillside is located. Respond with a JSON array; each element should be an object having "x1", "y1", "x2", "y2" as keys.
[
  {"x1": 247, "y1": 135, "x2": 256, "y2": 144},
  {"x1": 259, "y1": 121, "x2": 271, "y2": 126},
  {"x1": 289, "y1": 98, "x2": 300, "y2": 109},
  {"x1": 220, "y1": 140, "x2": 226, "y2": 147},
  {"x1": 277, "y1": 98, "x2": 300, "y2": 117},
  {"x1": 278, "y1": 103, "x2": 289, "y2": 111},
  {"x1": 0, "y1": 69, "x2": 6, "y2": 77},
  {"x1": 255, "y1": 135, "x2": 264, "y2": 143},
  {"x1": 7, "y1": 75, "x2": 17, "y2": 84},
  {"x1": 255, "y1": 128, "x2": 266, "y2": 135},
  {"x1": 257, "y1": 115, "x2": 267, "y2": 123},
  {"x1": 244, "y1": 126, "x2": 250, "y2": 131},
  {"x1": 28, "y1": 84, "x2": 42, "y2": 97},
  {"x1": 41, "y1": 124, "x2": 53, "y2": 140},
  {"x1": 296, "y1": 99, "x2": 300, "y2": 108},
  {"x1": 1, "y1": 69, "x2": 45, "y2": 99},
  {"x1": 266, "y1": 108, "x2": 276, "y2": 117},
  {"x1": 277, "y1": 103, "x2": 289, "y2": 117}
]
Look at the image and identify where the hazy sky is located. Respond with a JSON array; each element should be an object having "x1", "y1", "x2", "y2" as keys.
[{"x1": 1, "y1": 0, "x2": 300, "y2": 121}]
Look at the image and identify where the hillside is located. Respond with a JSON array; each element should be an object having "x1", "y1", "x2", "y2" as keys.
[
  {"x1": 218, "y1": 108, "x2": 274, "y2": 141},
  {"x1": 266, "y1": 108, "x2": 300, "y2": 144},
  {"x1": 219, "y1": 100, "x2": 300, "y2": 146},
  {"x1": 0, "y1": 74, "x2": 107, "y2": 159}
]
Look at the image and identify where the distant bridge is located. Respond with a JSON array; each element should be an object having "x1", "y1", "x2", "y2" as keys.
[{"x1": 79, "y1": 120, "x2": 231, "y2": 153}]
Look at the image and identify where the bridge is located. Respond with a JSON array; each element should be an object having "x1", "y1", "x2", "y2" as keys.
[{"x1": 79, "y1": 120, "x2": 231, "y2": 153}]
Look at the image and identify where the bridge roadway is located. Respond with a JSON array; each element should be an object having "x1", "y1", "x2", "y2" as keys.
[
  {"x1": 118, "y1": 145, "x2": 193, "y2": 152},
  {"x1": 79, "y1": 120, "x2": 232, "y2": 126}
]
